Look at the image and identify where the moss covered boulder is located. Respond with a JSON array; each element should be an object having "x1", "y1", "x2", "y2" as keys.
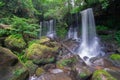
[
  {"x1": 35, "y1": 67, "x2": 45, "y2": 76},
  {"x1": 25, "y1": 60, "x2": 38, "y2": 75},
  {"x1": 110, "y1": 54, "x2": 120, "y2": 66},
  {"x1": 26, "y1": 37, "x2": 58, "y2": 64},
  {"x1": 92, "y1": 70, "x2": 117, "y2": 80},
  {"x1": 5, "y1": 34, "x2": 26, "y2": 51},
  {"x1": 0, "y1": 46, "x2": 29, "y2": 80},
  {"x1": 56, "y1": 57, "x2": 77, "y2": 69}
]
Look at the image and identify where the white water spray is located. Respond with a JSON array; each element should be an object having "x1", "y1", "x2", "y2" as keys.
[{"x1": 77, "y1": 8, "x2": 102, "y2": 64}]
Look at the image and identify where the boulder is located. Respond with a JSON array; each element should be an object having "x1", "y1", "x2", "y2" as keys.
[
  {"x1": 91, "y1": 70, "x2": 117, "y2": 80},
  {"x1": 25, "y1": 60, "x2": 38, "y2": 75},
  {"x1": 26, "y1": 38, "x2": 59, "y2": 65},
  {"x1": 0, "y1": 46, "x2": 29, "y2": 80},
  {"x1": 109, "y1": 54, "x2": 120, "y2": 66},
  {"x1": 5, "y1": 34, "x2": 26, "y2": 51},
  {"x1": 37, "y1": 72, "x2": 72, "y2": 80}
]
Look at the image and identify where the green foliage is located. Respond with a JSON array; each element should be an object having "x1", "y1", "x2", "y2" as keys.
[
  {"x1": 13, "y1": 68, "x2": 26, "y2": 76},
  {"x1": 56, "y1": 22, "x2": 68, "y2": 38},
  {"x1": 0, "y1": 1, "x2": 5, "y2": 7},
  {"x1": 115, "y1": 31, "x2": 120, "y2": 44},
  {"x1": 0, "y1": 18, "x2": 12, "y2": 24},
  {"x1": 0, "y1": 29, "x2": 10, "y2": 37},
  {"x1": 96, "y1": 25, "x2": 109, "y2": 31},
  {"x1": 11, "y1": 16, "x2": 39, "y2": 37},
  {"x1": 110, "y1": 54, "x2": 120, "y2": 61},
  {"x1": 14, "y1": 51, "x2": 27, "y2": 63},
  {"x1": 5, "y1": 34, "x2": 26, "y2": 49},
  {"x1": 79, "y1": 72, "x2": 87, "y2": 78}
]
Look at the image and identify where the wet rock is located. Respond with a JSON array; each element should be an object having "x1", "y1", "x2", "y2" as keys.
[
  {"x1": 72, "y1": 62, "x2": 92, "y2": 80},
  {"x1": 37, "y1": 72, "x2": 72, "y2": 80},
  {"x1": 116, "y1": 47, "x2": 120, "y2": 53},
  {"x1": 44, "y1": 64, "x2": 56, "y2": 71},
  {"x1": 109, "y1": 54, "x2": 120, "y2": 66},
  {"x1": 91, "y1": 70, "x2": 117, "y2": 80},
  {"x1": 105, "y1": 67, "x2": 120, "y2": 80},
  {"x1": 92, "y1": 58, "x2": 114, "y2": 67},
  {"x1": 49, "y1": 69, "x2": 63, "y2": 74},
  {"x1": 0, "y1": 46, "x2": 29, "y2": 80}
]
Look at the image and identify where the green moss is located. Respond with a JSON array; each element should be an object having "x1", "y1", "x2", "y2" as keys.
[
  {"x1": 79, "y1": 72, "x2": 87, "y2": 78},
  {"x1": 33, "y1": 57, "x2": 55, "y2": 64},
  {"x1": 25, "y1": 60, "x2": 38, "y2": 75},
  {"x1": 35, "y1": 67, "x2": 45, "y2": 76},
  {"x1": 57, "y1": 57, "x2": 77, "y2": 68},
  {"x1": 110, "y1": 54, "x2": 120, "y2": 61},
  {"x1": 13, "y1": 67, "x2": 26, "y2": 77},
  {"x1": 26, "y1": 43, "x2": 54, "y2": 59},
  {"x1": 92, "y1": 70, "x2": 117, "y2": 80},
  {"x1": 5, "y1": 34, "x2": 26, "y2": 49}
]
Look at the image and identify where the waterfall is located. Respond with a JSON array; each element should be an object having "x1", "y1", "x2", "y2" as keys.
[
  {"x1": 68, "y1": 26, "x2": 78, "y2": 40},
  {"x1": 71, "y1": 0, "x2": 75, "y2": 7},
  {"x1": 46, "y1": 20, "x2": 56, "y2": 38},
  {"x1": 39, "y1": 22, "x2": 42, "y2": 38},
  {"x1": 77, "y1": 8, "x2": 103, "y2": 64}
]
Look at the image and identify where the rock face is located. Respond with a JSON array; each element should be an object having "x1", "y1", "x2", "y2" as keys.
[{"x1": 0, "y1": 46, "x2": 29, "y2": 80}]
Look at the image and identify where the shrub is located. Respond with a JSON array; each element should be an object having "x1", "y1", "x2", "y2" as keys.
[
  {"x1": 96, "y1": 25, "x2": 109, "y2": 31},
  {"x1": 115, "y1": 31, "x2": 120, "y2": 44}
]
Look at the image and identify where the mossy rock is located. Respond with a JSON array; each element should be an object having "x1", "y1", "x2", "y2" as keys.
[
  {"x1": 26, "y1": 42, "x2": 58, "y2": 64},
  {"x1": 92, "y1": 70, "x2": 117, "y2": 80},
  {"x1": 5, "y1": 34, "x2": 26, "y2": 51},
  {"x1": 56, "y1": 57, "x2": 77, "y2": 69},
  {"x1": 33, "y1": 57, "x2": 55, "y2": 64},
  {"x1": 0, "y1": 46, "x2": 29, "y2": 80},
  {"x1": 35, "y1": 67, "x2": 45, "y2": 76},
  {"x1": 25, "y1": 60, "x2": 38, "y2": 75},
  {"x1": 110, "y1": 54, "x2": 120, "y2": 65},
  {"x1": 110, "y1": 54, "x2": 120, "y2": 61}
]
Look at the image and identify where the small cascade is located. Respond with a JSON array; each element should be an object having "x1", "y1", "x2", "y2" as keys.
[
  {"x1": 39, "y1": 22, "x2": 42, "y2": 38},
  {"x1": 71, "y1": 0, "x2": 75, "y2": 7},
  {"x1": 46, "y1": 20, "x2": 56, "y2": 38},
  {"x1": 77, "y1": 8, "x2": 104, "y2": 65},
  {"x1": 40, "y1": 20, "x2": 56, "y2": 39},
  {"x1": 67, "y1": 26, "x2": 78, "y2": 40}
]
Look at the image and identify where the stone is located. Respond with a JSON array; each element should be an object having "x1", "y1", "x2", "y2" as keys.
[
  {"x1": 37, "y1": 72, "x2": 72, "y2": 80},
  {"x1": 91, "y1": 70, "x2": 117, "y2": 80},
  {"x1": 35, "y1": 67, "x2": 45, "y2": 76},
  {"x1": 5, "y1": 34, "x2": 26, "y2": 51},
  {"x1": 0, "y1": 46, "x2": 29, "y2": 80},
  {"x1": 26, "y1": 40, "x2": 58, "y2": 65}
]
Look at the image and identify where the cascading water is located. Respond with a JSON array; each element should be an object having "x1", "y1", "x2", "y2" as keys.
[
  {"x1": 68, "y1": 26, "x2": 78, "y2": 40},
  {"x1": 39, "y1": 22, "x2": 42, "y2": 38},
  {"x1": 77, "y1": 8, "x2": 103, "y2": 64},
  {"x1": 47, "y1": 20, "x2": 56, "y2": 38}
]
